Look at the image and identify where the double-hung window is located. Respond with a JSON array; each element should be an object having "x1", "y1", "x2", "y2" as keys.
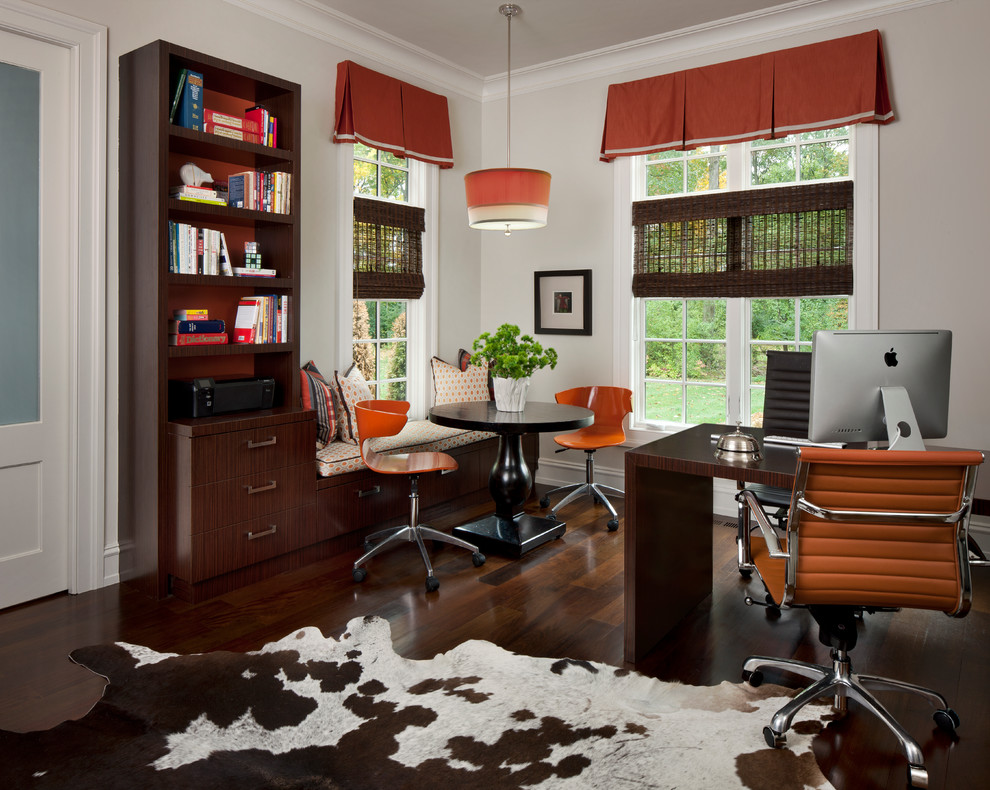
[
  {"x1": 340, "y1": 144, "x2": 438, "y2": 414},
  {"x1": 619, "y1": 125, "x2": 877, "y2": 437}
]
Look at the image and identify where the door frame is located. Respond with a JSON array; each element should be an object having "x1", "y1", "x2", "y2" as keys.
[{"x1": 0, "y1": 0, "x2": 107, "y2": 594}]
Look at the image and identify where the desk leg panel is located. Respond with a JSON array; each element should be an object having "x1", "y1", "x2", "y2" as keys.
[{"x1": 624, "y1": 462, "x2": 713, "y2": 663}]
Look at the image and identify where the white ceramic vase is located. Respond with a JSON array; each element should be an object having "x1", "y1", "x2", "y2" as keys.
[{"x1": 493, "y1": 376, "x2": 531, "y2": 412}]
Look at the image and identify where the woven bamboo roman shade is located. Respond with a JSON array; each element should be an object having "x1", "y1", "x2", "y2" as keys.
[
  {"x1": 353, "y1": 197, "x2": 425, "y2": 300},
  {"x1": 632, "y1": 181, "x2": 853, "y2": 298}
]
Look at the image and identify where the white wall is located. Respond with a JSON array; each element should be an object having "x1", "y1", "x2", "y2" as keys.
[
  {"x1": 15, "y1": 0, "x2": 988, "y2": 583},
  {"x1": 477, "y1": 0, "x2": 990, "y2": 491}
]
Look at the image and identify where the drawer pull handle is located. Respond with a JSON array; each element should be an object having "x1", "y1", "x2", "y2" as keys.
[
  {"x1": 245, "y1": 480, "x2": 277, "y2": 494},
  {"x1": 247, "y1": 436, "x2": 278, "y2": 449},
  {"x1": 247, "y1": 525, "x2": 277, "y2": 540},
  {"x1": 357, "y1": 485, "x2": 381, "y2": 498},
  {"x1": 441, "y1": 468, "x2": 455, "y2": 475}
]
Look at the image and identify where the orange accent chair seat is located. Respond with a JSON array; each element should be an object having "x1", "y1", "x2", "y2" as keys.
[
  {"x1": 351, "y1": 400, "x2": 485, "y2": 592},
  {"x1": 539, "y1": 386, "x2": 633, "y2": 531},
  {"x1": 739, "y1": 446, "x2": 984, "y2": 789}
]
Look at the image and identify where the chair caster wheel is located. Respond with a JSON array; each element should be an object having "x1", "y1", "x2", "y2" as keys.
[
  {"x1": 363, "y1": 540, "x2": 374, "y2": 552},
  {"x1": 425, "y1": 575, "x2": 440, "y2": 592},
  {"x1": 763, "y1": 726, "x2": 785, "y2": 749},
  {"x1": 352, "y1": 567, "x2": 367, "y2": 583},
  {"x1": 908, "y1": 764, "x2": 929, "y2": 789},
  {"x1": 742, "y1": 669, "x2": 764, "y2": 687},
  {"x1": 472, "y1": 552, "x2": 486, "y2": 567},
  {"x1": 546, "y1": 512, "x2": 559, "y2": 523},
  {"x1": 607, "y1": 519, "x2": 619, "y2": 532},
  {"x1": 933, "y1": 708, "x2": 960, "y2": 733},
  {"x1": 738, "y1": 568, "x2": 753, "y2": 578},
  {"x1": 539, "y1": 496, "x2": 550, "y2": 508}
]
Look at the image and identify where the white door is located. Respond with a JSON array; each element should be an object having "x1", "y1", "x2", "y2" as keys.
[{"x1": 0, "y1": 29, "x2": 72, "y2": 609}]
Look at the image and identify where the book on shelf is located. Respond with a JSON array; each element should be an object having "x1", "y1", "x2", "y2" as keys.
[
  {"x1": 168, "y1": 332, "x2": 228, "y2": 346},
  {"x1": 169, "y1": 319, "x2": 226, "y2": 334},
  {"x1": 170, "y1": 185, "x2": 218, "y2": 199},
  {"x1": 168, "y1": 223, "x2": 231, "y2": 275},
  {"x1": 219, "y1": 233, "x2": 234, "y2": 276},
  {"x1": 204, "y1": 109, "x2": 260, "y2": 134},
  {"x1": 204, "y1": 122, "x2": 262, "y2": 145},
  {"x1": 232, "y1": 294, "x2": 288, "y2": 344},
  {"x1": 233, "y1": 267, "x2": 277, "y2": 277},
  {"x1": 244, "y1": 106, "x2": 277, "y2": 148},
  {"x1": 174, "y1": 194, "x2": 227, "y2": 206},
  {"x1": 227, "y1": 170, "x2": 291, "y2": 213},
  {"x1": 176, "y1": 70, "x2": 203, "y2": 131},
  {"x1": 169, "y1": 69, "x2": 187, "y2": 123},
  {"x1": 173, "y1": 308, "x2": 209, "y2": 320}
]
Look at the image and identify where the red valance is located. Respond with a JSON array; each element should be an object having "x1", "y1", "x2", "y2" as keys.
[
  {"x1": 600, "y1": 30, "x2": 893, "y2": 162},
  {"x1": 334, "y1": 61, "x2": 454, "y2": 169}
]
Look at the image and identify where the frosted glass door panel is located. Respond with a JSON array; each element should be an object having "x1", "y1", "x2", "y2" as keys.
[{"x1": 0, "y1": 62, "x2": 40, "y2": 426}]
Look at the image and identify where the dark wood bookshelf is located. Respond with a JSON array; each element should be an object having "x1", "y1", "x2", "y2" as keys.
[{"x1": 118, "y1": 40, "x2": 308, "y2": 601}]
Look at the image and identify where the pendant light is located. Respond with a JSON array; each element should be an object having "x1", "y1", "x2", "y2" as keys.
[{"x1": 465, "y1": 4, "x2": 551, "y2": 235}]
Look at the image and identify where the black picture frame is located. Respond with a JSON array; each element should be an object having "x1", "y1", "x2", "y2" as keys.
[{"x1": 534, "y1": 269, "x2": 592, "y2": 335}]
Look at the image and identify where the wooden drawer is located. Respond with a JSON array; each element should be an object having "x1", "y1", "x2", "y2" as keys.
[
  {"x1": 180, "y1": 504, "x2": 317, "y2": 583},
  {"x1": 316, "y1": 471, "x2": 409, "y2": 539},
  {"x1": 186, "y1": 420, "x2": 314, "y2": 483},
  {"x1": 186, "y1": 462, "x2": 315, "y2": 533}
]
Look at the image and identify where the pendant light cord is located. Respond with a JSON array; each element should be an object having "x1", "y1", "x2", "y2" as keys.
[{"x1": 500, "y1": 4, "x2": 519, "y2": 168}]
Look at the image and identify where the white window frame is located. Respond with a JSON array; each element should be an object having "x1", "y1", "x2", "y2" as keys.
[
  {"x1": 336, "y1": 145, "x2": 438, "y2": 418},
  {"x1": 614, "y1": 125, "x2": 879, "y2": 444}
]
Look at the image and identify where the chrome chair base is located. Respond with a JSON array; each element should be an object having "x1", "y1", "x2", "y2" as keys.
[
  {"x1": 352, "y1": 483, "x2": 484, "y2": 592},
  {"x1": 540, "y1": 450, "x2": 624, "y2": 531},
  {"x1": 742, "y1": 648, "x2": 959, "y2": 790}
]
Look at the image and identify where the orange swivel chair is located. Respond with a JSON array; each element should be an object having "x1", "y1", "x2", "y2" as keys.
[
  {"x1": 739, "y1": 446, "x2": 984, "y2": 789},
  {"x1": 350, "y1": 400, "x2": 485, "y2": 592},
  {"x1": 539, "y1": 386, "x2": 633, "y2": 531}
]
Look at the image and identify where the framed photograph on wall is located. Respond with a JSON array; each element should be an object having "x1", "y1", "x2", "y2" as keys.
[{"x1": 534, "y1": 269, "x2": 592, "y2": 335}]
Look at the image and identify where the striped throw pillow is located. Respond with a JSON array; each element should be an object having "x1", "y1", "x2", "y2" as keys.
[{"x1": 300, "y1": 361, "x2": 337, "y2": 448}]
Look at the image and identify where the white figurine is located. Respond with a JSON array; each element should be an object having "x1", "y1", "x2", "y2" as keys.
[{"x1": 179, "y1": 162, "x2": 212, "y2": 187}]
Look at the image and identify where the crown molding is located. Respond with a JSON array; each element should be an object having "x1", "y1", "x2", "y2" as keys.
[{"x1": 225, "y1": 0, "x2": 948, "y2": 102}]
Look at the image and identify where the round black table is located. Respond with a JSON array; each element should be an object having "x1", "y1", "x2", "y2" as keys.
[{"x1": 429, "y1": 400, "x2": 593, "y2": 557}]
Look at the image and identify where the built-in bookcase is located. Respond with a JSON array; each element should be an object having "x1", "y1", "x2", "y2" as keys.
[{"x1": 118, "y1": 40, "x2": 307, "y2": 599}]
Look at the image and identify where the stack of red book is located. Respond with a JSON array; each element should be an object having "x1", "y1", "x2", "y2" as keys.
[
  {"x1": 203, "y1": 108, "x2": 262, "y2": 144},
  {"x1": 168, "y1": 309, "x2": 228, "y2": 346}
]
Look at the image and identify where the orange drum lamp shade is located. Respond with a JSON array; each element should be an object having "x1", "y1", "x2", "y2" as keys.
[{"x1": 464, "y1": 167, "x2": 551, "y2": 231}]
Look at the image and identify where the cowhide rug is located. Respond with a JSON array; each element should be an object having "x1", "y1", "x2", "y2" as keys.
[{"x1": 0, "y1": 615, "x2": 835, "y2": 790}]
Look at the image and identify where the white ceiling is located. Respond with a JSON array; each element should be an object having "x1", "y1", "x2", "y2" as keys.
[{"x1": 308, "y1": 0, "x2": 798, "y2": 78}]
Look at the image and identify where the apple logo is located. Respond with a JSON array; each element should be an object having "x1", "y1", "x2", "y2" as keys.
[{"x1": 884, "y1": 347, "x2": 898, "y2": 367}]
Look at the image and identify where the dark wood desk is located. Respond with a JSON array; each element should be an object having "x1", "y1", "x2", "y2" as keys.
[
  {"x1": 623, "y1": 423, "x2": 803, "y2": 663},
  {"x1": 623, "y1": 424, "x2": 990, "y2": 663},
  {"x1": 430, "y1": 401, "x2": 593, "y2": 557}
]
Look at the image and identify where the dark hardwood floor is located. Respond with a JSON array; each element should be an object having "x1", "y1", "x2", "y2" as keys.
[{"x1": 1, "y1": 487, "x2": 987, "y2": 790}]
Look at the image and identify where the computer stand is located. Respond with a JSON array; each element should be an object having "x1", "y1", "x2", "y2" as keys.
[{"x1": 881, "y1": 386, "x2": 926, "y2": 451}]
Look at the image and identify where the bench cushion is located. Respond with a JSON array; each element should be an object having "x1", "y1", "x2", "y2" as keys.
[{"x1": 316, "y1": 420, "x2": 495, "y2": 477}]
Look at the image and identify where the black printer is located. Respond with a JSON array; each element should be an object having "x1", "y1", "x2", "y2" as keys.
[{"x1": 168, "y1": 376, "x2": 275, "y2": 419}]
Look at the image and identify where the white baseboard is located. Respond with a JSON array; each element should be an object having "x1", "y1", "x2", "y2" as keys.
[
  {"x1": 102, "y1": 541, "x2": 122, "y2": 587},
  {"x1": 535, "y1": 454, "x2": 624, "y2": 492}
]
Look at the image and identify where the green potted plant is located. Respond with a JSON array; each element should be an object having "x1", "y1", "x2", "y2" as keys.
[{"x1": 472, "y1": 323, "x2": 558, "y2": 411}]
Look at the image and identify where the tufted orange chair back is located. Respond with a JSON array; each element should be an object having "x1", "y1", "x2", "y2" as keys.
[{"x1": 752, "y1": 447, "x2": 983, "y2": 615}]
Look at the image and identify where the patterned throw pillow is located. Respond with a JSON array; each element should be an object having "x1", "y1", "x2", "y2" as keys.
[
  {"x1": 334, "y1": 365, "x2": 373, "y2": 445},
  {"x1": 300, "y1": 361, "x2": 337, "y2": 448},
  {"x1": 431, "y1": 355, "x2": 490, "y2": 405},
  {"x1": 457, "y1": 348, "x2": 495, "y2": 399}
]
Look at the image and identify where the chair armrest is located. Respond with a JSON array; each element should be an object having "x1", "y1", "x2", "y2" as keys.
[
  {"x1": 738, "y1": 489, "x2": 789, "y2": 558},
  {"x1": 796, "y1": 498, "x2": 968, "y2": 524}
]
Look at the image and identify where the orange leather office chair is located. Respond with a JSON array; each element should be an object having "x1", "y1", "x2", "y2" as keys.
[
  {"x1": 350, "y1": 400, "x2": 485, "y2": 592},
  {"x1": 539, "y1": 386, "x2": 633, "y2": 531},
  {"x1": 739, "y1": 447, "x2": 984, "y2": 789}
]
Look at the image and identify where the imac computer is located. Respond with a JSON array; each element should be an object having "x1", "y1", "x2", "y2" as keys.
[{"x1": 808, "y1": 329, "x2": 951, "y2": 450}]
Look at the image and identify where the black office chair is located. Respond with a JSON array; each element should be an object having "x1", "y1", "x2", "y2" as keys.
[{"x1": 736, "y1": 350, "x2": 812, "y2": 579}]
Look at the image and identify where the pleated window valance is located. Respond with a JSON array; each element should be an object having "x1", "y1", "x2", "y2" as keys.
[
  {"x1": 334, "y1": 60, "x2": 454, "y2": 169},
  {"x1": 601, "y1": 30, "x2": 893, "y2": 161},
  {"x1": 353, "y1": 197, "x2": 426, "y2": 300},
  {"x1": 632, "y1": 181, "x2": 854, "y2": 298}
]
